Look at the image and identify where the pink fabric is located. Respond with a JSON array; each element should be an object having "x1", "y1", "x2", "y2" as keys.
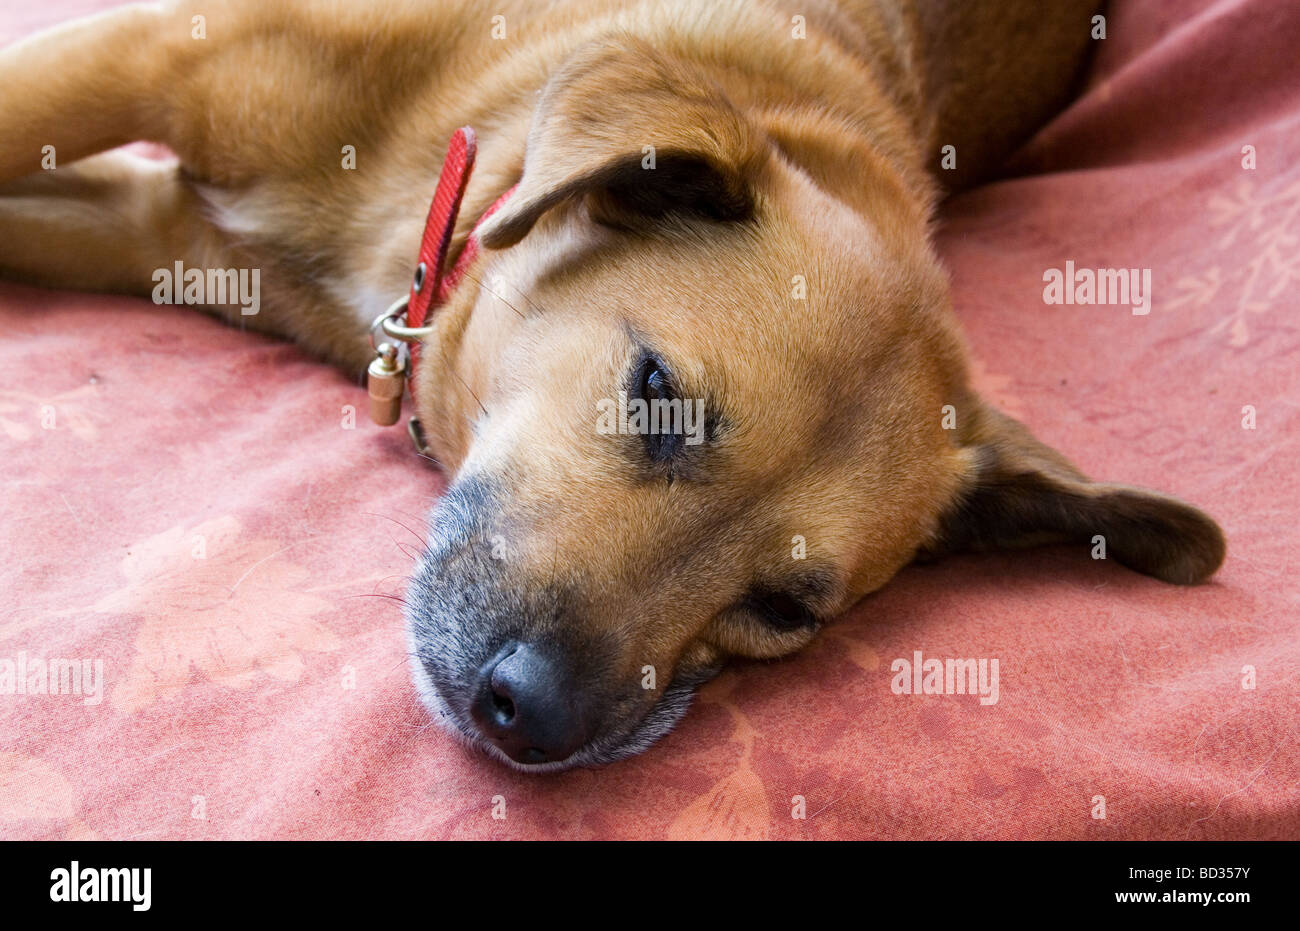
[{"x1": 1, "y1": 0, "x2": 1296, "y2": 839}]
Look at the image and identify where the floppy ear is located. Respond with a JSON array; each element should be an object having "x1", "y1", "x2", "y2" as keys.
[
  {"x1": 925, "y1": 405, "x2": 1225, "y2": 584},
  {"x1": 476, "y1": 36, "x2": 768, "y2": 249}
]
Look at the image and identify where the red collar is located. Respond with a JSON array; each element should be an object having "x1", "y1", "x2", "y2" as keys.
[
  {"x1": 367, "y1": 127, "x2": 515, "y2": 433},
  {"x1": 406, "y1": 126, "x2": 514, "y2": 335}
]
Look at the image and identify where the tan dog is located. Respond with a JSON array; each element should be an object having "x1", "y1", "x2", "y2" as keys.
[{"x1": 0, "y1": 0, "x2": 1224, "y2": 770}]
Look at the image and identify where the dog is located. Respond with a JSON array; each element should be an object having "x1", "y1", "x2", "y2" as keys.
[{"x1": 0, "y1": 0, "x2": 1225, "y2": 771}]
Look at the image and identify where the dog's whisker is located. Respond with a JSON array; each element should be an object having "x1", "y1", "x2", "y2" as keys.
[
  {"x1": 363, "y1": 510, "x2": 428, "y2": 548},
  {"x1": 383, "y1": 651, "x2": 421, "y2": 677},
  {"x1": 459, "y1": 269, "x2": 528, "y2": 319},
  {"x1": 393, "y1": 541, "x2": 423, "y2": 562},
  {"x1": 434, "y1": 338, "x2": 489, "y2": 420},
  {"x1": 349, "y1": 591, "x2": 413, "y2": 608}
]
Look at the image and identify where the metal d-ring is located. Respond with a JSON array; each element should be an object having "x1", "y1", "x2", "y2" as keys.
[{"x1": 369, "y1": 294, "x2": 436, "y2": 347}]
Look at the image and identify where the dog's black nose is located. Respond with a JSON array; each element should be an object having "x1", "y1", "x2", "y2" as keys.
[{"x1": 470, "y1": 642, "x2": 592, "y2": 765}]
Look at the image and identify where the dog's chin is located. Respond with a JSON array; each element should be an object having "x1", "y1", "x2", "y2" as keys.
[{"x1": 406, "y1": 643, "x2": 719, "y2": 773}]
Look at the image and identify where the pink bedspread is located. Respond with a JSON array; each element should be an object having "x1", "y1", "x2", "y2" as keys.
[{"x1": 1, "y1": 0, "x2": 1296, "y2": 840}]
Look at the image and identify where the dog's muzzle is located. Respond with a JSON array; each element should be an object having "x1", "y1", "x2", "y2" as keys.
[{"x1": 404, "y1": 475, "x2": 722, "y2": 770}]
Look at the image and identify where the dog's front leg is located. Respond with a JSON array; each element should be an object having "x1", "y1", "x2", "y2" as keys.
[
  {"x1": 0, "y1": 4, "x2": 256, "y2": 304},
  {"x1": 0, "y1": 1, "x2": 411, "y2": 368},
  {"x1": 0, "y1": 150, "x2": 241, "y2": 300},
  {"x1": 0, "y1": 3, "x2": 187, "y2": 186}
]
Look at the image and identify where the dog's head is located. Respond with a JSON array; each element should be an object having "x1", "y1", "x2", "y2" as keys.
[{"x1": 405, "y1": 38, "x2": 1224, "y2": 770}]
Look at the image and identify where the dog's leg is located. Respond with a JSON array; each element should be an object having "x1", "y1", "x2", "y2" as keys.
[
  {"x1": 0, "y1": 1, "x2": 418, "y2": 368},
  {"x1": 0, "y1": 4, "x2": 187, "y2": 186},
  {"x1": 0, "y1": 3, "x2": 262, "y2": 302},
  {"x1": 0, "y1": 145, "x2": 370, "y2": 367},
  {"x1": 0, "y1": 150, "x2": 235, "y2": 299}
]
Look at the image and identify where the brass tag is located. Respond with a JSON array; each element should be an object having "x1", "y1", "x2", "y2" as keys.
[{"x1": 367, "y1": 342, "x2": 406, "y2": 426}]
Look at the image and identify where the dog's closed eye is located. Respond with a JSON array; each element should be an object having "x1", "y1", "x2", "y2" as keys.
[
  {"x1": 738, "y1": 588, "x2": 820, "y2": 632},
  {"x1": 635, "y1": 353, "x2": 680, "y2": 463},
  {"x1": 736, "y1": 566, "x2": 841, "y2": 634}
]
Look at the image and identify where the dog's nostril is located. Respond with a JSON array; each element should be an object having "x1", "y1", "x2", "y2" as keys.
[{"x1": 490, "y1": 689, "x2": 515, "y2": 724}]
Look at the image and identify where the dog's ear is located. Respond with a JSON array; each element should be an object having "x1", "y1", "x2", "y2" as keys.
[
  {"x1": 477, "y1": 36, "x2": 768, "y2": 249},
  {"x1": 925, "y1": 403, "x2": 1225, "y2": 584}
]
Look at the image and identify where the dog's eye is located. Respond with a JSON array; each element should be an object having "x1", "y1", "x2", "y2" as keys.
[
  {"x1": 742, "y1": 589, "x2": 818, "y2": 632},
  {"x1": 640, "y1": 357, "x2": 670, "y2": 404},
  {"x1": 636, "y1": 354, "x2": 681, "y2": 463}
]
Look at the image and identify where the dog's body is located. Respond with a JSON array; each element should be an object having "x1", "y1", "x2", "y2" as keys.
[{"x1": 0, "y1": 0, "x2": 1225, "y2": 769}]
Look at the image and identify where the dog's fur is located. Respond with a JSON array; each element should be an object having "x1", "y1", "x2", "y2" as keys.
[{"x1": 0, "y1": 0, "x2": 1225, "y2": 769}]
